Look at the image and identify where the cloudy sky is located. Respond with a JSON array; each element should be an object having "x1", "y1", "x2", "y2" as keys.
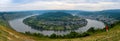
[{"x1": 0, "y1": 0, "x2": 120, "y2": 11}]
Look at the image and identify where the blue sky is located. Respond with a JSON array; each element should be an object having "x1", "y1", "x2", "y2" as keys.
[{"x1": 0, "y1": 0, "x2": 120, "y2": 11}]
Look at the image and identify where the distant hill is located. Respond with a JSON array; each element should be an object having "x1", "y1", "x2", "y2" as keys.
[
  {"x1": 79, "y1": 9, "x2": 120, "y2": 20},
  {"x1": 36, "y1": 12, "x2": 75, "y2": 21},
  {"x1": 0, "y1": 12, "x2": 33, "y2": 20},
  {"x1": 98, "y1": 9, "x2": 120, "y2": 20}
]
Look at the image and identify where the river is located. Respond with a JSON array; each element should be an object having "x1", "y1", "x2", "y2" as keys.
[{"x1": 9, "y1": 14, "x2": 105, "y2": 35}]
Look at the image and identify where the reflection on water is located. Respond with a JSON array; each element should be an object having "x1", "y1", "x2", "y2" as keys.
[{"x1": 9, "y1": 14, "x2": 105, "y2": 35}]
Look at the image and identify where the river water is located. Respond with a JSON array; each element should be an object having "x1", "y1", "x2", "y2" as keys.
[{"x1": 9, "y1": 14, "x2": 105, "y2": 35}]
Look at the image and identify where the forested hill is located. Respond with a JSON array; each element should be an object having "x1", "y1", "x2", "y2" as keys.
[
  {"x1": 0, "y1": 12, "x2": 33, "y2": 20},
  {"x1": 98, "y1": 9, "x2": 120, "y2": 20},
  {"x1": 77, "y1": 9, "x2": 120, "y2": 20},
  {"x1": 23, "y1": 12, "x2": 87, "y2": 30},
  {"x1": 39, "y1": 12, "x2": 72, "y2": 18},
  {"x1": 36, "y1": 12, "x2": 78, "y2": 21}
]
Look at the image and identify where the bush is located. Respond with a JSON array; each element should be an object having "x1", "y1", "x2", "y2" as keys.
[
  {"x1": 25, "y1": 31, "x2": 44, "y2": 37},
  {"x1": 87, "y1": 27, "x2": 95, "y2": 33},
  {"x1": 49, "y1": 33, "x2": 57, "y2": 38},
  {"x1": 49, "y1": 31, "x2": 90, "y2": 39}
]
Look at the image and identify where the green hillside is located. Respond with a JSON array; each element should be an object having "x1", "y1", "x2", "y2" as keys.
[{"x1": 23, "y1": 12, "x2": 87, "y2": 30}]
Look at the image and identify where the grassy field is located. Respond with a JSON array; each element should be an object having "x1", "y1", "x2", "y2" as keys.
[
  {"x1": 0, "y1": 20, "x2": 120, "y2": 41},
  {"x1": 0, "y1": 25, "x2": 36, "y2": 41},
  {"x1": 0, "y1": 17, "x2": 35, "y2": 41}
]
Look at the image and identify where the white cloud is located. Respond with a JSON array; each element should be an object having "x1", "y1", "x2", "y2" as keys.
[
  {"x1": 0, "y1": 0, "x2": 12, "y2": 6},
  {"x1": 0, "y1": 0, "x2": 120, "y2": 11}
]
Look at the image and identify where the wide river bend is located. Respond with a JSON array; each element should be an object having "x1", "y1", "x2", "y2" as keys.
[{"x1": 9, "y1": 14, "x2": 105, "y2": 35}]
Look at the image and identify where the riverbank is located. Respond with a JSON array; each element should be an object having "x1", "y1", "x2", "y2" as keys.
[{"x1": 9, "y1": 14, "x2": 105, "y2": 35}]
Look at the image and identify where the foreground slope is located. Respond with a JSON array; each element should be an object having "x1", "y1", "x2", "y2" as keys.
[
  {"x1": 0, "y1": 24, "x2": 35, "y2": 41},
  {"x1": 0, "y1": 14, "x2": 35, "y2": 41},
  {"x1": 0, "y1": 25, "x2": 35, "y2": 41}
]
